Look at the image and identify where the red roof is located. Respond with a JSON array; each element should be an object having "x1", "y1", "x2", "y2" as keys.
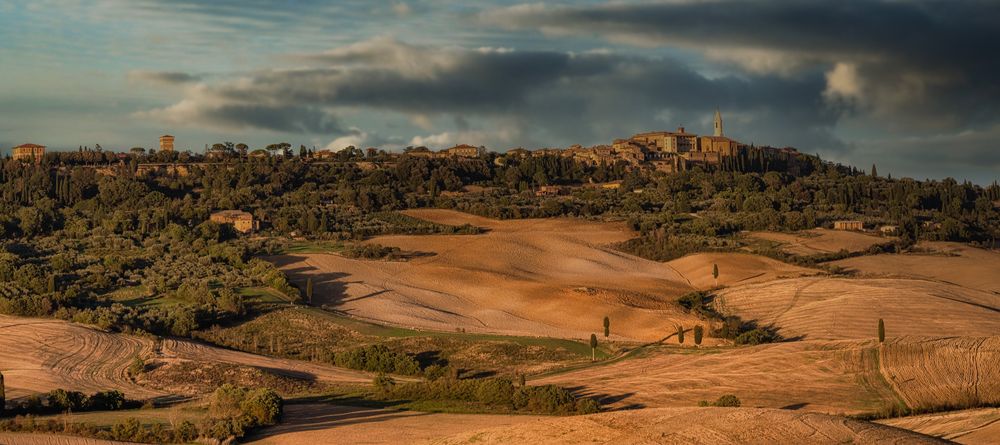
[
  {"x1": 14, "y1": 143, "x2": 46, "y2": 149},
  {"x1": 449, "y1": 144, "x2": 477, "y2": 149}
]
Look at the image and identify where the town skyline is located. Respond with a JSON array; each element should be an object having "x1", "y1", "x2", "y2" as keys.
[{"x1": 2, "y1": 1, "x2": 998, "y2": 184}]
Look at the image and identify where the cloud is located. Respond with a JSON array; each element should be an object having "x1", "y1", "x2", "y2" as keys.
[
  {"x1": 127, "y1": 70, "x2": 202, "y2": 85},
  {"x1": 136, "y1": 36, "x2": 840, "y2": 151},
  {"x1": 479, "y1": 1, "x2": 1000, "y2": 132}
]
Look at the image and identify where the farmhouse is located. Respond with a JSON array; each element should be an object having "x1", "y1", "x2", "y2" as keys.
[
  {"x1": 833, "y1": 220, "x2": 864, "y2": 231},
  {"x1": 12, "y1": 143, "x2": 46, "y2": 163},
  {"x1": 210, "y1": 210, "x2": 259, "y2": 234}
]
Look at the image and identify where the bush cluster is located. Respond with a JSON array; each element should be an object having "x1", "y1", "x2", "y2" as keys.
[
  {"x1": 4, "y1": 389, "x2": 129, "y2": 416},
  {"x1": 381, "y1": 375, "x2": 600, "y2": 415},
  {"x1": 334, "y1": 344, "x2": 422, "y2": 375}
]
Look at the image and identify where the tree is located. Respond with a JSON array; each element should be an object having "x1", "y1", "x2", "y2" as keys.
[
  {"x1": 878, "y1": 318, "x2": 885, "y2": 343},
  {"x1": 694, "y1": 325, "x2": 703, "y2": 346},
  {"x1": 871, "y1": 163, "x2": 878, "y2": 178},
  {"x1": 712, "y1": 263, "x2": 719, "y2": 287},
  {"x1": 603, "y1": 316, "x2": 610, "y2": 338},
  {"x1": 1, "y1": 370, "x2": 5, "y2": 416},
  {"x1": 677, "y1": 325, "x2": 685, "y2": 344},
  {"x1": 305, "y1": 277, "x2": 314, "y2": 304},
  {"x1": 589, "y1": 333, "x2": 598, "y2": 361}
]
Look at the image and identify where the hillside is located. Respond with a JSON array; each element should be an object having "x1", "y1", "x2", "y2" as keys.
[
  {"x1": 426, "y1": 407, "x2": 948, "y2": 444},
  {"x1": 0, "y1": 315, "x2": 371, "y2": 400},
  {"x1": 274, "y1": 209, "x2": 699, "y2": 342},
  {"x1": 714, "y1": 277, "x2": 1000, "y2": 341},
  {"x1": 536, "y1": 336, "x2": 1000, "y2": 414}
]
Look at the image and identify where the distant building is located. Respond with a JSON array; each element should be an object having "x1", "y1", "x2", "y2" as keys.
[
  {"x1": 159, "y1": 135, "x2": 175, "y2": 152},
  {"x1": 879, "y1": 225, "x2": 898, "y2": 235},
  {"x1": 536, "y1": 185, "x2": 568, "y2": 197},
  {"x1": 210, "y1": 210, "x2": 259, "y2": 234},
  {"x1": 12, "y1": 143, "x2": 46, "y2": 163},
  {"x1": 833, "y1": 220, "x2": 864, "y2": 231},
  {"x1": 446, "y1": 144, "x2": 485, "y2": 157}
]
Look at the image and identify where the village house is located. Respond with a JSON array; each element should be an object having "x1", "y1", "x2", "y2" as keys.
[
  {"x1": 12, "y1": 143, "x2": 46, "y2": 164},
  {"x1": 536, "y1": 185, "x2": 568, "y2": 197},
  {"x1": 210, "y1": 210, "x2": 259, "y2": 234},
  {"x1": 446, "y1": 144, "x2": 486, "y2": 158}
]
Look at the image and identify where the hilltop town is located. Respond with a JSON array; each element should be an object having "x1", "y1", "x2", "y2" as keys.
[{"x1": 6, "y1": 110, "x2": 796, "y2": 175}]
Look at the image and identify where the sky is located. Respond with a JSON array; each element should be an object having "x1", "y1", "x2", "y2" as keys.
[{"x1": 1, "y1": 0, "x2": 998, "y2": 184}]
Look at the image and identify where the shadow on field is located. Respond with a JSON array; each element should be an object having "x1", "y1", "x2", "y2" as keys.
[
  {"x1": 561, "y1": 385, "x2": 642, "y2": 410},
  {"x1": 245, "y1": 403, "x2": 429, "y2": 440}
]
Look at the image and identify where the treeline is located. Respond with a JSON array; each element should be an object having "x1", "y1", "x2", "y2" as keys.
[
  {"x1": 1, "y1": 146, "x2": 997, "y2": 337},
  {"x1": 374, "y1": 374, "x2": 601, "y2": 415},
  {"x1": 0, "y1": 385, "x2": 282, "y2": 444}
]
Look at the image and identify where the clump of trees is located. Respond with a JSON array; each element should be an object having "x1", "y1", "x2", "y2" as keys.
[
  {"x1": 200, "y1": 384, "x2": 283, "y2": 441},
  {"x1": 378, "y1": 375, "x2": 600, "y2": 415},
  {"x1": 699, "y1": 394, "x2": 741, "y2": 407},
  {"x1": 334, "y1": 344, "x2": 422, "y2": 375},
  {"x1": 342, "y1": 243, "x2": 402, "y2": 260},
  {"x1": 2, "y1": 388, "x2": 130, "y2": 417}
]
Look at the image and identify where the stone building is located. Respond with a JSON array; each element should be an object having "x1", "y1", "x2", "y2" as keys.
[
  {"x1": 159, "y1": 135, "x2": 175, "y2": 152},
  {"x1": 210, "y1": 210, "x2": 259, "y2": 234},
  {"x1": 446, "y1": 144, "x2": 485, "y2": 157},
  {"x1": 833, "y1": 220, "x2": 864, "y2": 231},
  {"x1": 12, "y1": 143, "x2": 46, "y2": 163},
  {"x1": 630, "y1": 127, "x2": 698, "y2": 154}
]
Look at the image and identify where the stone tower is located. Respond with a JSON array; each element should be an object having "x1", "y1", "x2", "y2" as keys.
[
  {"x1": 159, "y1": 135, "x2": 175, "y2": 152},
  {"x1": 713, "y1": 109, "x2": 723, "y2": 137}
]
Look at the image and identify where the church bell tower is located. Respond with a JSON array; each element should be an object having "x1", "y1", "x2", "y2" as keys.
[{"x1": 713, "y1": 108, "x2": 723, "y2": 137}]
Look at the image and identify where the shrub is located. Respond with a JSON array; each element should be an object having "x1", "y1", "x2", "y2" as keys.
[
  {"x1": 734, "y1": 328, "x2": 778, "y2": 346},
  {"x1": 713, "y1": 394, "x2": 741, "y2": 407}
]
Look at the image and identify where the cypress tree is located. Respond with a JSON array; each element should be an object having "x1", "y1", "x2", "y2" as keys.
[
  {"x1": 677, "y1": 325, "x2": 685, "y2": 344},
  {"x1": 712, "y1": 264, "x2": 719, "y2": 287},
  {"x1": 0, "y1": 370, "x2": 5, "y2": 415},
  {"x1": 603, "y1": 316, "x2": 610, "y2": 338},
  {"x1": 878, "y1": 319, "x2": 885, "y2": 343},
  {"x1": 305, "y1": 277, "x2": 314, "y2": 304},
  {"x1": 590, "y1": 334, "x2": 598, "y2": 361},
  {"x1": 694, "y1": 325, "x2": 703, "y2": 346}
]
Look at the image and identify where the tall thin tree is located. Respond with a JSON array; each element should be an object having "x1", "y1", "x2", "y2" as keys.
[
  {"x1": 677, "y1": 325, "x2": 685, "y2": 344},
  {"x1": 603, "y1": 316, "x2": 610, "y2": 338},
  {"x1": 305, "y1": 277, "x2": 314, "y2": 304},
  {"x1": 694, "y1": 325, "x2": 703, "y2": 346},
  {"x1": 590, "y1": 334, "x2": 598, "y2": 361},
  {"x1": 712, "y1": 264, "x2": 719, "y2": 287},
  {"x1": 878, "y1": 319, "x2": 885, "y2": 343}
]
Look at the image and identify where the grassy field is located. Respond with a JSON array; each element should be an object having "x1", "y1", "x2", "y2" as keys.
[{"x1": 195, "y1": 305, "x2": 613, "y2": 379}]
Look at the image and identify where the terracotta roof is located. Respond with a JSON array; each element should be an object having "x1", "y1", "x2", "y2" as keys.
[
  {"x1": 449, "y1": 144, "x2": 477, "y2": 149},
  {"x1": 14, "y1": 143, "x2": 46, "y2": 149},
  {"x1": 160, "y1": 135, "x2": 174, "y2": 138}
]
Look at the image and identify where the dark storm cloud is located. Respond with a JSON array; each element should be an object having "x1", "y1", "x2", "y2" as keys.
[
  {"x1": 481, "y1": 1, "x2": 1000, "y2": 130},
  {"x1": 140, "y1": 37, "x2": 837, "y2": 149}
]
